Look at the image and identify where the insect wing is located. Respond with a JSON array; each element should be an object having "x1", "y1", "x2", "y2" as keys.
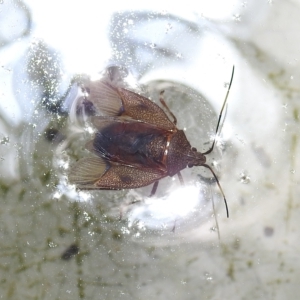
[
  {"x1": 118, "y1": 87, "x2": 175, "y2": 130},
  {"x1": 84, "y1": 79, "x2": 123, "y2": 116},
  {"x1": 69, "y1": 156, "x2": 166, "y2": 190},
  {"x1": 84, "y1": 79, "x2": 175, "y2": 130},
  {"x1": 69, "y1": 157, "x2": 109, "y2": 187}
]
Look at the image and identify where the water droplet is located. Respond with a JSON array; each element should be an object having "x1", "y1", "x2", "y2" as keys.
[
  {"x1": 83, "y1": 211, "x2": 91, "y2": 221},
  {"x1": 233, "y1": 14, "x2": 241, "y2": 22},
  {"x1": 239, "y1": 171, "x2": 250, "y2": 184},
  {"x1": 224, "y1": 82, "x2": 230, "y2": 88},
  {"x1": 1, "y1": 65, "x2": 11, "y2": 72},
  {"x1": 290, "y1": 75, "x2": 294, "y2": 80},
  {"x1": 165, "y1": 23, "x2": 172, "y2": 33},
  {"x1": 121, "y1": 226, "x2": 130, "y2": 235},
  {"x1": 48, "y1": 241, "x2": 57, "y2": 248},
  {"x1": 150, "y1": 43, "x2": 156, "y2": 49},
  {"x1": 204, "y1": 272, "x2": 213, "y2": 281},
  {"x1": 0, "y1": 136, "x2": 9, "y2": 145},
  {"x1": 290, "y1": 169, "x2": 295, "y2": 174},
  {"x1": 52, "y1": 191, "x2": 61, "y2": 200}
]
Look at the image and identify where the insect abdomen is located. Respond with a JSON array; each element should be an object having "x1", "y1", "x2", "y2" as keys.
[{"x1": 93, "y1": 121, "x2": 168, "y2": 170}]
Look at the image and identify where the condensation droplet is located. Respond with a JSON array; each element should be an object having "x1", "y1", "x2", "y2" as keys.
[
  {"x1": 290, "y1": 169, "x2": 295, "y2": 174},
  {"x1": 204, "y1": 272, "x2": 213, "y2": 281},
  {"x1": 233, "y1": 14, "x2": 241, "y2": 22},
  {"x1": 0, "y1": 136, "x2": 9, "y2": 145},
  {"x1": 52, "y1": 191, "x2": 61, "y2": 200},
  {"x1": 210, "y1": 226, "x2": 217, "y2": 232},
  {"x1": 121, "y1": 226, "x2": 130, "y2": 235},
  {"x1": 239, "y1": 171, "x2": 250, "y2": 184},
  {"x1": 150, "y1": 43, "x2": 156, "y2": 49},
  {"x1": 165, "y1": 23, "x2": 172, "y2": 33},
  {"x1": 83, "y1": 211, "x2": 91, "y2": 221},
  {"x1": 48, "y1": 241, "x2": 57, "y2": 248}
]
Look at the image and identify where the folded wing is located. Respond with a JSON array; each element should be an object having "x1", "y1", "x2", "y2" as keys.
[
  {"x1": 84, "y1": 79, "x2": 176, "y2": 130},
  {"x1": 69, "y1": 156, "x2": 166, "y2": 190}
]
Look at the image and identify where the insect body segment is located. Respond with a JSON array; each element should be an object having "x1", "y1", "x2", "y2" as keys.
[
  {"x1": 166, "y1": 130, "x2": 206, "y2": 176},
  {"x1": 93, "y1": 120, "x2": 168, "y2": 170}
]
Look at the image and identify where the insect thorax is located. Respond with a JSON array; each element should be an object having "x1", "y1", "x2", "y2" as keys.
[{"x1": 166, "y1": 130, "x2": 195, "y2": 176}]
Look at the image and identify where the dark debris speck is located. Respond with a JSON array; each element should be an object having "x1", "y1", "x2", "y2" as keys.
[
  {"x1": 61, "y1": 243, "x2": 79, "y2": 260},
  {"x1": 264, "y1": 226, "x2": 274, "y2": 237}
]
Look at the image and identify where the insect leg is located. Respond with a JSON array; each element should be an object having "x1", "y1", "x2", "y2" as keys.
[
  {"x1": 159, "y1": 91, "x2": 177, "y2": 125},
  {"x1": 171, "y1": 218, "x2": 178, "y2": 232},
  {"x1": 177, "y1": 172, "x2": 184, "y2": 185},
  {"x1": 119, "y1": 198, "x2": 143, "y2": 220},
  {"x1": 150, "y1": 181, "x2": 159, "y2": 197}
]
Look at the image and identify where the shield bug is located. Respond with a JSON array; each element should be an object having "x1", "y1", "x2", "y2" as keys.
[{"x1": 69, "y1": 67, "x2": 234, "y2": 218}]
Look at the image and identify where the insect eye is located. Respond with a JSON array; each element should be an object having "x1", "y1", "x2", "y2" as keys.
[
  {"x1": 191, "y1": 147, "x2": 197, "y2": 152},
  {"x1": 188, "y1": 163, "x2": 193, "y2": 168}
]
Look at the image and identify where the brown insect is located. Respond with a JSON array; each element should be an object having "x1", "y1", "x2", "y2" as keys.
[{"x1": 69, "y1": 67, "x2": 234, "y2": 218}]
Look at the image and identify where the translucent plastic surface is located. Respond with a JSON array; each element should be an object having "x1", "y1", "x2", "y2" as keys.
[{"x1": 0, "y1": 1, "x2": 299, "y2": 299}]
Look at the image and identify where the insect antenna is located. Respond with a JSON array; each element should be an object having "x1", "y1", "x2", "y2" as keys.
[
  {"x1": 202, "y1": 163, "x2": 229, "y2": 218},
  {"x1": 203, "y1": 66, "x2": 235, "y2": 155}
]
